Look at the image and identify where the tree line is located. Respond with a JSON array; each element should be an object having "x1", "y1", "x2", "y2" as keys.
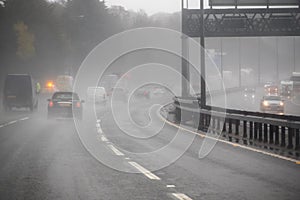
[{"x1": 0, "y1": 0, "x2": 180, "y2": 79}]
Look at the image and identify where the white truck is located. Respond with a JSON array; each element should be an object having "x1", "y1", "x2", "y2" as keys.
[
  {"x1": 290, "y1": 72, "x2": 300, "y2": 97},
  {"x1": 55, "y1": 75, "x2": 73, "y2": 92}
]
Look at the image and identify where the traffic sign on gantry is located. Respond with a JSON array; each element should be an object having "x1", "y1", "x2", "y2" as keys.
[{"x1": 209, "y1": 0, "x2": 300, "y2": 7}]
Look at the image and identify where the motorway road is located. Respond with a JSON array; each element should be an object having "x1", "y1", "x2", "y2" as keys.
[
  {"x1": 0, "y1": 94, "x2": 299, "y2": 200},
  {"x1": 209, "y1": 87, "x2": 300, "y2": 116}
]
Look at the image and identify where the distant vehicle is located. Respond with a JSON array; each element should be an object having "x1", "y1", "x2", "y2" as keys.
[
  {"x1": 55, "y1": 75, "x2": 73, "y2": 92},
  {"x1": 110, "y1": 87, "x2": 127, "y2": 101},
  {"x1": 86, "y1": 87, "x2": 107, "y2": 104},
  {"x1": 290, "y1": 72, "x2": 300, "y2": 95},
  {"x1": 280, "y1": 80, "x2": 293, "y2": 98},
  {"x1": 47, "y1": 92, "x2": 84, "y2": 120},
  {"x1": 264, "y1": 83, "x2": 278, "y2": 95},
  {"x1": 99, "y1": 74, "x2": 119, "y2": 96},
  {"x1": 134, "y1": 87, "x2": 150, "y2": 99},
  {"x1": 3, "y1": 74, "x2": 38, "y2": 111},
  {"x1": 260, "y1": 95, "x2": 284, "y2": 113},
  {"x1": 243, "y1": 87, "x2": 256, "y2": 100},
  {"x1": 153, "y1": 87, "x2": 165, "y2": 95}
]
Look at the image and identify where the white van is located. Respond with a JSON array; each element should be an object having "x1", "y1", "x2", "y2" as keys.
[{"x1": 87, "y1": 87, "x2": 107, "y2": 104}]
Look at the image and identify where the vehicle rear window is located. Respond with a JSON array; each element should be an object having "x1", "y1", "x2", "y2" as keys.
[
  {"x1": 53, "y1": 93, "x2": 79, "y2": 100},
  {"x1": 4, "y1": 75, "x2": 31, "y2": 94}
]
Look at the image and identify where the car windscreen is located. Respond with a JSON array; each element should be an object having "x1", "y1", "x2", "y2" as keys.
[
  {"x1": 53, "y1": 93, "x2": 79, "y2": 100},
  {"x1": 265, "y1": 96, "x2": 281, "y2": 101},
  {"x1": 245, "y1": 88, "x2": 255, "y2": 92},
  {"x1": 4, "y1": 75, "x2": 31, "y2": 95}
]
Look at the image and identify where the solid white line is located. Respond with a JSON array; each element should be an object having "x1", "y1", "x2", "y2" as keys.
[
  {"x1": 128, "y1": 161, "x2": 161, "y2": 180},
  {"x1": 172, "y1": 193, "x2": 193, "y2": 200},
  {"x1": 108, "y1": 144, "x2": 124, "y2": 156},
  {"x1": 158, "y1": 113, "x2": 300, "y2": 164}
]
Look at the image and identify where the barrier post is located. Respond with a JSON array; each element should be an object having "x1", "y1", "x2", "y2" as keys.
[
  {"x1": 269, "y1": 125, "x2": 274, "y2": 144},
  {"x1": 264, "y1": 124, "x2": 268, "y2": 143},
  {"x1": 287, "y1": 128, "x2": 293, "y2": 149},
  {"x1": 281, "y1": 126, "x2": 286, "y2": 147}
]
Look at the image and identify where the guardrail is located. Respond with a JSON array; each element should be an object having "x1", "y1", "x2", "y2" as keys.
[{"x1": 169, "y1": 97, "x2": 300, "y2": 157}]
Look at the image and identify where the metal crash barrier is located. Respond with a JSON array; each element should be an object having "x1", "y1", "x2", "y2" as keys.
[{"x1": 169, "y1": 96, "x2": 300, "y2": 157}]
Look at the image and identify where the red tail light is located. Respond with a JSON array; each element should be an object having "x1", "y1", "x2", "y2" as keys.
[
  {"x1": 76, "y1": 102, "x2": 81, "y2": 108},
  {"x1": 49, "y1": 101, "x2": 53, "y2": 107}
]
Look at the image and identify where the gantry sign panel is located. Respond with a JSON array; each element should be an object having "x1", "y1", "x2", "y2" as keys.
[
  {"x1": 209, "y1": 0, "x2": 300, "y2": 7},
  {"x1": 183, "y1": 0, "x2": 300, "y2": 37}
]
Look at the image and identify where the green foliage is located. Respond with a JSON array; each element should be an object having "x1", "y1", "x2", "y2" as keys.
[
  {"x1": 14, "y1": 21, "x2": 36, "y2": 60},
  {"x1": 0, "y1": 0, "x2": 180, "y2": 76}
]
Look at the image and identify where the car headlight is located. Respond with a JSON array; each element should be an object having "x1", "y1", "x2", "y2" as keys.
[
  {"x1": 280, "y1": 101, "x2": 284, "y2": 106},
  {"x1": 263, "y1": 101, "x2": 269, "y2": 106}
]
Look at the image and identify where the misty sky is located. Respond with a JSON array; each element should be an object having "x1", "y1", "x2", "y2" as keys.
[{"x1": 106, "y1": 0, "x2": 182, "y2": 15}]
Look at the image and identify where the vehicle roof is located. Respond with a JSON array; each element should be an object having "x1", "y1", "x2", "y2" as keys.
[
  {"x1": 53, "y1": 91, "x2": 77, "y2": 95},
  {"x1": 7, "y1": 74, "x2": 31, "y2": 76},
  {"x1": 88, "y1": 86, "x2": 105, "y2": 89},
  {"x1": 263, "y1": 95, "x2": 281, "y2": 99}
]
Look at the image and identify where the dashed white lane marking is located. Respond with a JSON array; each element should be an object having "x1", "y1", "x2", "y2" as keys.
[
  {"x1": 172, "y1": 193, "x2": 193, "y2": 200},
  {"x1": 6, "y1": 120, "x2": 17, "y2": 125},
  {"x1": 159, "y1": 113, "x2": 300, "y2": 164},
  {"x1": 19, "y1": 117, "x2": 29, "y2": 121},
  {"x1": 101, "y1": 135, "x2": 108, "y2": 142},
  {"x1": 97, "y1": 128, "x2": 103, "y2": 134},
  {"x1": 108, "y1": 144, "x2": 124, "y2": 156},
  {"x1": 0, "y1": 117, "x2": 29, "y2": 129},
  {"x1": 96, "y1": 121, "x2": 103, "y2": 134},
  {"x1": 128, "y1": 161, "x2": 161, "y2": 180},
  {"x1": 166, "y1": 185, "x2": 176, "y2": 188}
]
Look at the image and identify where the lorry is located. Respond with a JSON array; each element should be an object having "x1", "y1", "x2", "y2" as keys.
[
  {"x1": 280, "y1": 80, "x2": 293, "y2": 98},
  {"x1": 55, "y1": 75, "x2": 73, "y2": 92},
  {"x1": 3, "y1": 74, "x2": 39, "y2": 111},
  {"x1": 290, "y1": 72, "x2": 300, "y2": 96}
]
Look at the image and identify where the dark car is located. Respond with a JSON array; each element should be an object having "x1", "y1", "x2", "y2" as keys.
[
  {"x1": 47, "y1": 92, "x2": 84, "y2": 119},
  {"x1": 3, "y1": 74, "x2": 38, "y2": 111}
]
